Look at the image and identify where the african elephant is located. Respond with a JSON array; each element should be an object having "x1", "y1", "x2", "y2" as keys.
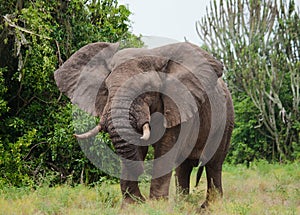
[{"x1": 54, "y1": 41, "x2": 234, "y2": 208}]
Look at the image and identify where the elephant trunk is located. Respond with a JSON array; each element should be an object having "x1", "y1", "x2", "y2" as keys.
[
  {"x1": 106, "y1": 111, "x2": 145, "y2": 180},
  {"x1": 105, "y1": 93, "x2": 151, "y2": 180},
  {"x1": 106, "y1": 108, "x2": 140, "y2": 158}
]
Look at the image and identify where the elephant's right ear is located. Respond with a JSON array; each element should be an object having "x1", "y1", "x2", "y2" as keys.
[{"x1": 54, "y1": 42, "x2": 119, "y2": 116}]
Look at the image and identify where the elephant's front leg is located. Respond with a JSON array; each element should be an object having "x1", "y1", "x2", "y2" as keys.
[
  {"x1": 120, "y1": 146, "x2": 148, "y2": 206},
  {"x1": 150, "y1": 128, "x2": 179, "y2": 199},
  {"x1": 149, "y1": 172, "x2": 172, "y2": 199},
  {"x1": 120, "y1": 179, "x2": 145, "y2": 205}
]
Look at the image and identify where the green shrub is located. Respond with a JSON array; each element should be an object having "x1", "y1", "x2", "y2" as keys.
[{"x1": 0, "y1": 0, "x2": 141, "y2": 187}]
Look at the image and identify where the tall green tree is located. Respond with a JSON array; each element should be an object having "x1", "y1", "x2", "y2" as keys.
[
  {"x1": 0, "y1": 0, "x2": 142, "y2": 187},
  {"x1": 197, "y1": 0, "x2": 299, "y2": 162}
]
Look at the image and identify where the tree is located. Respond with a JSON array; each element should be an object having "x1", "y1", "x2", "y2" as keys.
[
  {"x1": 0, "y1": 0, "x2": 142, "y2": 187},
  {"x1": 197, "y1": 0, "x2": 299, "y2": 162}
]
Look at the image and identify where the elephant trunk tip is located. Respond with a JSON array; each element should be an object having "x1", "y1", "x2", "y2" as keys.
[
  {"x1": 140, "y1": 123, "x2": 150, "y2": 141},
  {"x1": 74, "y1": 124, "x2": 102, "y2": 139}
]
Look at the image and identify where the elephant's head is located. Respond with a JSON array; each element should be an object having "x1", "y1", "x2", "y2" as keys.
[{"x1": 54, "y1": 41, "x2": 223, "y2": 180}]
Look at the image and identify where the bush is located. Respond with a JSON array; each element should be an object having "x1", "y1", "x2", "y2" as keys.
[{"x1": 0, "y1": 0, "x2": 141, "y2": 187}]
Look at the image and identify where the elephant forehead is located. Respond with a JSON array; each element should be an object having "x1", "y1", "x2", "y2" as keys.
[
  {"x1": 105, "y1": 68, "x2": 162, "y2": 91},
  {"x1": 110, "y1": 48, "x2": 151, "y2": 69},
  {"x1": 106, "y1": 60, "x2": 143, "y2": 86},
  {"x1": 107, "y1": 56, "x2": 167, "y2": 82}
]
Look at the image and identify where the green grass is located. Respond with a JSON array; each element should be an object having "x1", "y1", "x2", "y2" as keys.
[{"x1": 0, "y1": 162, "x2": 299, "y2": 215}]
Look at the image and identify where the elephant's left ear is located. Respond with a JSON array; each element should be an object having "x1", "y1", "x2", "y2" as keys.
[
  {"x1": 158, "y1": 42, "x2": 224, "y2": 128},
  {"x1": 54, "y1": 42, "x2": 119, "y2": 116}
]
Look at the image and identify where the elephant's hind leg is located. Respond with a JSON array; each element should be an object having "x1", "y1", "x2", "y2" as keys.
[
  {"x1": 175, "y1": 159, "x2": 194, "y2": 195},
  {"x1": 201, "y1": 164, "x2": 223, "y2": 208}
]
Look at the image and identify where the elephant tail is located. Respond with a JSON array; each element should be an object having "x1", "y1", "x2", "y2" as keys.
[{"x1": 195, "y1": 166, "x2": 204, "y2": 187}]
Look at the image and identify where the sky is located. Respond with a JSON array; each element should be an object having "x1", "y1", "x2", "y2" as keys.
[
  {"x1": 119, "y1": 0, "x2": 300, "y2": 46},
  {"x1": 119, "y1": 0, "x2": 212, "y2": 45}
]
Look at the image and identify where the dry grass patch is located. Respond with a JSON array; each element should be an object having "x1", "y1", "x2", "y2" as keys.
[{"x1": 0, "y1": 162, "x2": 299, "y2": 214}]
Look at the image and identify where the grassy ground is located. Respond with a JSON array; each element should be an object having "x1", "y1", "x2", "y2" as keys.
[{"x1": 0, "y1": 162, "x2": 299, "y2": 215}]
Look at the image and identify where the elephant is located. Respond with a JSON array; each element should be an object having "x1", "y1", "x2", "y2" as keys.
[{"x1": 54, "y1": 41, "x2": 234, "y2": 208}]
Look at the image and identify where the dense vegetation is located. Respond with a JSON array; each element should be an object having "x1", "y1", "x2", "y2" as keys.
[
  {"x1": 0, "y1": 0, "x2": 142, "y2": 187},
  {"x1": 197, "y1": 0, "x2": 300, "y2": 164},
  {"x1": 0, "y1": 0, "x2": 299, "y2": 189}
]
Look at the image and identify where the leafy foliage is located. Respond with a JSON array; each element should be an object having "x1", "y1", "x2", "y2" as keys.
[
  {"x1": 197, "y1": 0, "x2": 300, "y2": 163},
  {"x1": 227, "y1": 96, "x2": 269, "y2": 165},
  {"x1": 0, "y1": 0, "x2": 142, "y2": 187}
]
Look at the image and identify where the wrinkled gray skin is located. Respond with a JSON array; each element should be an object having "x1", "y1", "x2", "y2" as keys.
[{"x1": 54, "y1": 42, "x2": 234, "y2": 208}]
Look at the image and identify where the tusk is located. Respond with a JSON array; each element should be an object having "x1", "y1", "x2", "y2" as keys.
[
  {"x1": 74, "y1": 125, "x2": 101, "y2": 139},
  {"x1": 140, "y1": 123, "x2": 150, "y2": 141}
]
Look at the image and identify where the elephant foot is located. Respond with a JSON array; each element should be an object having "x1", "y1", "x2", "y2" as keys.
[
  {"x1": 121, "y1": 195, "x2": 146, "y2": 209},
  {"x1": 120, "y1": 179, "x2": 145, "y2": 208},
  {"x1": 149, "y1": 194, "x2": 169, "y2": 201},
  {"x1": 194, "y1": 200, "x2": 210, "y2": 213},
  {"x1": 197, "y1": 189, "x2": 222, "y2": 211},
  {"x1": 200, "y1": 200, "x2": 209, "y2": 209}
]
